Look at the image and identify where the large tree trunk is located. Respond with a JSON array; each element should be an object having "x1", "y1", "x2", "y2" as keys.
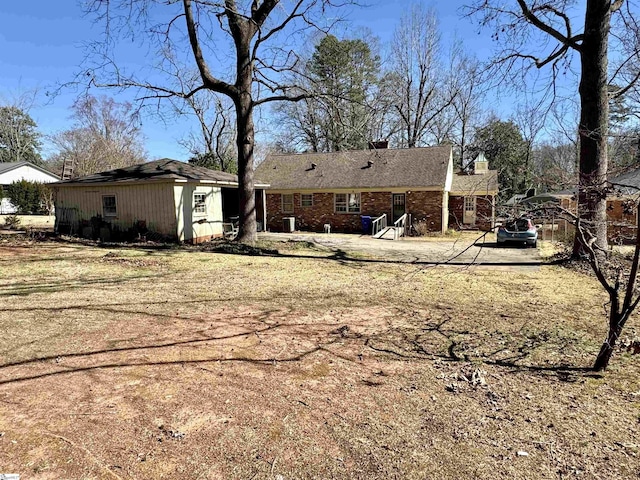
[
  {"x1": 574, "y1": 0, "x2": 611, "y2": 256},
  {"x1": 232, "y1": 20, "x2": 257, "y2": 244},
  {"x1": 235, "y1": 94, "x2": 257, "y2": 244}
]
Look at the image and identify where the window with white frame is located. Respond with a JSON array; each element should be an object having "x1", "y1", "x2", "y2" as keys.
[
  {"x1": 194, "y1": 192, "x2": 207, "y2": 214},
  {"x1": 335, "y1": 193, "x2": 360, "y2": 213},
  {"x1": 282, "y1": 193, "x2": 294, "y2": 213},
  {"x1": 102, "y1": 195, "x2": 117, "y2": 217},
  {"x1": 301, "y1": 193, "x2": 313, "y2": 207},
  {"x1": 464, "y1": 196, "x2": 476, "y2": 212}
]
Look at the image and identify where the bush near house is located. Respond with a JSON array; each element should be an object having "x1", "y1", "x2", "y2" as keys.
[{"x1": 4, "y1": 180, "x2": 53, "y2": 214}]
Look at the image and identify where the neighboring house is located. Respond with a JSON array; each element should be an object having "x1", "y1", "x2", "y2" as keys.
[
  {"x1": 53, "y1": 159, "x2": 269, "y2": 243},
  {"x1": 0, "y1": 161, "x2": 60, "y2": 213},
  {"x1": 255, "y1": 146, "x2": 498, "y2": 234},
  {"x1": 525, "y1": 169, "x2": 640, "y2": 243}
]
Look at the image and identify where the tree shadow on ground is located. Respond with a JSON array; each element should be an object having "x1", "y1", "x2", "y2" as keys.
[{"x1": 0, "y1": 302, "x2": 599, "y2": 387}]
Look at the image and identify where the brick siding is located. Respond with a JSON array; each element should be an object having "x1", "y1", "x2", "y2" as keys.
[
  {"x1": 406, "y1": 191, "x2": 444, "y2": 232},
  {"x1": 448, "y1": 195, "x2": 494, "y2": 231},
  {"x1": 266, "y1": 190, "x2": 445, "y2": 233}
]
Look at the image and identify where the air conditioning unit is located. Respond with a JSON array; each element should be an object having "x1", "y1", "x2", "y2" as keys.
[{"x1": 283, "y1": 217, "x2": 295, "y2": 232}]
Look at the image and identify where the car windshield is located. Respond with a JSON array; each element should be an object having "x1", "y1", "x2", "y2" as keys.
[{"x1": 505, "y1": 219, "x2": 530, "y2": 231}]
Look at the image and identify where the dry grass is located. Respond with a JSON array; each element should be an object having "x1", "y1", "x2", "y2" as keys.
[
  {"x1": 0, "y1": 214, "x2": 55, "y2": 229},
  {"x1": 0, "y1": 238, "x2": 639, "y2": 479}
]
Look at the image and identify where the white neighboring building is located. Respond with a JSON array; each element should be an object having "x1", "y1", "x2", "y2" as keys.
[{"x1": 0, "y1": 162, "x2": 60, "y2": 213}]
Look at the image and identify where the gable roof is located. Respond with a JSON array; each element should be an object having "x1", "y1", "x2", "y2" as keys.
[
  {"x1": 450, "y1": 170, "x2": 498, "y2": 195},
  {"x1": 256, "y1": 146, "x2": 452, "y2": 190},
  {"x1": 55, "y1": 159, "x2": 268, "y2": 187},
  {"x1": 0, "y1": 161, "x2": 60, "y2": 179}
]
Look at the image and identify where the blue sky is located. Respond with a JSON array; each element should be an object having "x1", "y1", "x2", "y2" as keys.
[{"x1": 0, "y1": 1, "x2": 494, "y2": 161}]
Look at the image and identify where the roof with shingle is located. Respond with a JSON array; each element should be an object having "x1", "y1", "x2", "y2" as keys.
[
  {"x1": 256, "y1": 146, "x2": 452, "y2": 190},
  {"x1": 610, "y1": 168, "x2": 640, "y2": 195},
  {"x1": 55, "y1": 159, "x2": 268, "y2": 187},
  {"x1": 0, "y1": 161, "x2": 59, "y2": 179},
  {"x1": 450, "y1": 170, "x2": 498, "y2": 195}
]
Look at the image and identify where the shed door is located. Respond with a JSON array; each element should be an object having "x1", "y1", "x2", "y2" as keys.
[
  {"x1": 392, "y1": 194, "x2": 406, "y2": 222},
  {"x1": 463, "y1": 196, "x2": 476, "y2": 225}
]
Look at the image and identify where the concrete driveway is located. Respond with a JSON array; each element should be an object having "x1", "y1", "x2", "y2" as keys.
[{"x1": 258, "y1": 232, "x2": 543, "y2": 271}]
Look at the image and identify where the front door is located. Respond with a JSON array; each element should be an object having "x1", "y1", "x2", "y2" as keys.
[
  {"x1": 392, "y1": 194, "x2": 406, "y2": 222},
  {"x1": 463, "y1": 196, "x2": 476, "y2": 225}
]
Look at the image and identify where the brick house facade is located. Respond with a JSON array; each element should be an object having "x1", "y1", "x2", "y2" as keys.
[{"x1": 257, "y1": 147, "x2": 498, "y2": 234}]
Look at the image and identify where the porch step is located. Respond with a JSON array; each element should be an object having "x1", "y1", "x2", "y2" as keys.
[{"x1": 373, "y1": 226, "x2": 397, "y2": 240}]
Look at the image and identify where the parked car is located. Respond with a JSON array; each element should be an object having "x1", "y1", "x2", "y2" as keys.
[{"x1": 497, "y1": 217, "x2": 538, "y2": 247}]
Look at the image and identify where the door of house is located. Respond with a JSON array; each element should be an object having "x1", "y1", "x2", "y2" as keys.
[
  {"x1": 463, "y1": 196, "x2": 476, "y2": 225},
  {"x1": 392, "y1": 194, "x2": 406, "y2": 222}
]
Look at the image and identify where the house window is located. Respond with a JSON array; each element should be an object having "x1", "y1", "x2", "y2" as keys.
[
  {"x1": 194, "y1": 192, "x2": 207, "y2": 214},
  {"x1": 301, "y1": 194, "x2": 313, "y2": 207},
  {"x1": 335, "y1": 193, "x2": 361, "y2": 213},
  {"x1": 102, "y1": 195, "x2": 117, "y2": 217},
  {"x1": 282, "y1": 194, "x2": 294, "y2": 213}
]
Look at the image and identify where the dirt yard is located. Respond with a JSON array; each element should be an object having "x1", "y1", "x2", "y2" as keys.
[{"x1": 0, "y1": 237, "x2": 639, "y2": 479}]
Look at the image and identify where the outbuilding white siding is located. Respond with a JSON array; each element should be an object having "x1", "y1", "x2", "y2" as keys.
[
  {"x1": 0, "y1": 163, "x2": 60, "y2": 214},
  {"x1": 55, "y1": 181, "x2": 225, "y2": 242},
  {"x1": 174, "y1": 184, "x2": 223, "y2": 242}
]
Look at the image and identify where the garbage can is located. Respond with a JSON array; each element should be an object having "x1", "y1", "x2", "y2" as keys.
[
  {"x1": 283, "y1": 217, "x2": 295, "y2": 233},
  {"x1": 360, "y1": 215, "x2": 372, "y2": 234}
]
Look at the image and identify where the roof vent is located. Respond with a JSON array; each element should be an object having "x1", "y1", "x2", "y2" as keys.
[
  {"x1": 367, "y1": 160, "x2": 374, "y2": 168},
  {"x1": 311, "y1": 162, "x2": 317, "y2": 170}
]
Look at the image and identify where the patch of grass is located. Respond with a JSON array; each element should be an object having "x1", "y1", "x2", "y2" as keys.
[{"x1": 0, "y1": 240, "x2": 638, "y2": 479}]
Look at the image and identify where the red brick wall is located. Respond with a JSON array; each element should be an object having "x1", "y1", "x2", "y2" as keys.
[
  {"x1": 607, "y1": 198, "x2": 637, "y2": 244},
  {"x1": 448, "y1": 196, "x2": 464, "y2": 229},
  {"x1": 476, "y1": 196, "x2": 494, "y2": 230},
  {"x1": 266, "y1": 190, "x2": 445, "y2": 233},
  {"x1": 448, "y1": 195, "x2": 494, "y2": 231},
  {"x1": 406, "y1": 191, "x2": 443, "y2": 232}
]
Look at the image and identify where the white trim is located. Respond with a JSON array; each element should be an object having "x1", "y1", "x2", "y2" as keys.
[
  {"x1": 102, "y1": 194, "x2": 117, "y2": 217},
  {"x1": 193, "y1": 191, "x2": 207, "y2": 215},
  {"x1": 281, "y1": 193, "x2": 294, "y2": 213},
  {"x1": 300, "y1": 193, "x2": 313, "y2": 207},
  {"x1": 335, "y1": 192, "x2": 361, "y2": 213}
]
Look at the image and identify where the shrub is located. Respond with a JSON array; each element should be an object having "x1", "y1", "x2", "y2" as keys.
[
  {"x1": 412, "y1": 220, "x2": 431, "y2": 236},
  {"x1": 4, "y1": 214, "x2": 21, "y2": 229},
  {"x1": 4, "y1": 180, "x2": 52, "y2": 214}
]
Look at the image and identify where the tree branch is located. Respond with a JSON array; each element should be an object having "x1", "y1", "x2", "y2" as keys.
[
  {"x1": 515, "y1": 0, "x2": 582, "y2": 51},
  {"x1": 183, "y1": 0, "x2": 238, "y2": 98}
]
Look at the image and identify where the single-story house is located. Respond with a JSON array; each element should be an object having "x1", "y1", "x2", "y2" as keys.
[
  {"x1": 53, "y1": 159, "x2": 269, "y2": 243},
  {"x1": 255, "y1": 146, "x2": 498, "y2": 234},
  {"x1": 0, "y1": 161, "x2": 60, "y2": 213}
]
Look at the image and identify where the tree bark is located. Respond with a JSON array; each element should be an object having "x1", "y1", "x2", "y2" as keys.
[
  {"x1": 574, "y1": 0, "x2": 611, "y2": 256},
  {"x1": 593, "y1": 314, "x2": 623, "y2": 371},
  {"x1": 229, "y1": 10, "x2": 258, "y2": 244},
  {"x1": 235, "y1": 94, "x2": 257, "y2": 244}
]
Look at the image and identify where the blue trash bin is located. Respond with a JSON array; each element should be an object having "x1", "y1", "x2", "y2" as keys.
[{"x1": 361, "y1": 215, "x2": 372, "y2": 234}]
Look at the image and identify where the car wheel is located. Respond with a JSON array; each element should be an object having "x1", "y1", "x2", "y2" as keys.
[{"x1": 530, "y1": 240, "x2": 537, "y2": 248}]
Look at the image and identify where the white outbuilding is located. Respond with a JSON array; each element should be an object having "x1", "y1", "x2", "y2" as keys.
[
  {"x1": 0, "y1": 162, "x2": 60, "y2": 213},
  {"x1": 53, "y1": 159, "x2": 269, "y2": 243}
]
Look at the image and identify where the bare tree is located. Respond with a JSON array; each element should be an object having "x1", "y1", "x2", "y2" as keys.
[
  {"x1": 514, "y1": 97, "x2": 549, "y2": 190},
  {"x1": 82, "y1": 0, "x2": 352, "y2": 244},
  {"x1": 388, "y1": 3, "x2": 457, "y2": 148},
  {"x1": 50, "y1": 95, "x2": 146, "y2": 177},
  {"x1": 174, "y1": 92, "x2": 237, "y2": 173},
  {"x1": 448, "y1": 42, "x2": 486, "y2": 166},
  {"x1": 466, "y1": 0, "x2": 640, "y2": 255}
]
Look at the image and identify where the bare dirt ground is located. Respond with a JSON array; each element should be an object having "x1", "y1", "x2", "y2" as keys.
[
  {"x1": 0, "y1": 237, "x2": 639, "y2": 479},
  {"x1": 259, "y1": 231, "x2": 542, "y2": 271}
]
